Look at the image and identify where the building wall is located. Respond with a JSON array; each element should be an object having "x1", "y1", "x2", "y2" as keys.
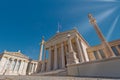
[{"x1": 67, "y1": 57, "x2": 120, "y2": 78}]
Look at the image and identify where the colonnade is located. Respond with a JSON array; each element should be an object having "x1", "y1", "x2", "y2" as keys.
[
  {"x1": 0, "y1": 57, "x2": 28, "y2": 75},
  {"x1": 46, "y1": 42, "x2": 66, "y2": 71},
  {"x1": 28, "y1": 62, "x2": 38, "y2": 74},
  {"x1": 40, "y1": 35, "x2": 88, "y2": 72}
]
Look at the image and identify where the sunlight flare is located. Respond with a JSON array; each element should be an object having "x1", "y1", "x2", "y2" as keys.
[
  {"x1": 96, "y1": 7, "x2": 117, "y2": 23},
  {"x1": 92, "y1": 0, "x2": 117, "y2": 2},
  {"x1": 106, "y1": 15, "x2": 119, "y2": 41},
  {"x1": 78, "y1": 7, "x2": 117, "y2": 34}
]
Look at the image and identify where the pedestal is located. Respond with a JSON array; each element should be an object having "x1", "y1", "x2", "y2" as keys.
[{"x1": 66, "y1": 51, "x2": 79, "y2": 65}]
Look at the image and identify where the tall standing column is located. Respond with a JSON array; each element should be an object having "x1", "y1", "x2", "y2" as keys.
[
  {"x1": 88, "y1": 14, "x2": 115, "y2": 57},
  {"x1": 75, "y1": 36, "x2": 85, "y2": 63},
  {"x1": 61, "y1": 43, "x2": 65, "y2": 68},
  {"x1": 39, "y1": 37, "x2": 45, "y2": 61},
  {"x1": 41, "y1": 48, "x2": 46, "y2": 72},
  {"x1": 54, "y1": 45, "x2": 58, "y2": 70},
  {"x1": 47, "y1": 48, "x2": 52, "y2": 71}
]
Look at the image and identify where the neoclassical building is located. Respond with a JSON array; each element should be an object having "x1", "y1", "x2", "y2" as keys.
[
  {"x1": 0, "y1": 50, "x2": 38, "y2": 75},
  {"x1": 0, "y1": 14, "x2": 120, "y2": 78},
  {"x1": 37, "y1": 14, "x2": 120, "y2": 78},
  {"x1": 38, "y1": 29, "x2": 90, "y2": 73},
  {"x1": 37, "y1": 28, "x2": 120, "y2": 77}
]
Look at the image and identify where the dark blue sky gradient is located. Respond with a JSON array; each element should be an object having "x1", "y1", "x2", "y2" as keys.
[{"x1": 0, "y1": 0, "x2": 120, "y2": 60}]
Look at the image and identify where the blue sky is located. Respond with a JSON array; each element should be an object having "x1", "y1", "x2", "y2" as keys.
[{"x1": 0, "y1": 0, "x2": 120, "y2": 60}]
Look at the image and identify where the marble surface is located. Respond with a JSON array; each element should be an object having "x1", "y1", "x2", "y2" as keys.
[{"x1": 0, "y1": 76, "x2": 119, "y2": 80}]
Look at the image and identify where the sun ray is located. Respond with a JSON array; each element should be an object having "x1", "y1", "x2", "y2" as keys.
[
  {"x1": 90, "y1": 0, "x2": 118, "y2": 2},
  {"x1": 78, "y1": 7, "x2": 117, "y2": 34},
  {"x1": 95, "y1": 7, "x2": 117, "y2": 23},
  {"x1": 106, "y1": 15, "x2": 120, "y2": 41}
]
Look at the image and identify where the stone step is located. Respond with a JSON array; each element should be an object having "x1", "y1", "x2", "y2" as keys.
[
  {"x1": 33, "y1": 69, "x2": 67, "y2": 76},
  {"x1": 0, "y1": 75, "x2": 119, "y2": 80}
]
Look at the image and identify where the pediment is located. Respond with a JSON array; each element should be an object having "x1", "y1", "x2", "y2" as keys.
[
  {"x1": 45, "y1": 29, "x2": 89, "y2": 48},
  {"x1": 4, "y1": 51, "x2": 29, "y2": 59},
  {"x1": 46, "y1": 29, "x2": 77, "y2": 43}
]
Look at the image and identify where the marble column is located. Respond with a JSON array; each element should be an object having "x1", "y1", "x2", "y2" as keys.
[
  {"x1": 18, "y1": 60, "x2": 24, "y2": 74},
  {"x1": 39, "y1": 38, "x2": 45, "y2": 61},
  {"x1": 2, "y1": 58, "x2": 9, "y2": 75},
  {"x1": 9, "y1": 59, "x2": 14, "y2": 71},
  {"x1": 61, "y1": 43, "x2": 65, "y2": 68},
  {"x1": 0, "y1": 57, "x2": 7, "y2": 73},
  {"x1": 28, "y1": 63, "x2": 32, "y2": 73},
  {"x1": 23, "y1": 61, "x2": 28, "y2": 75},
  {"x1": 17, "y1": 61, "x2": 21, "y2": 72},
  {"x1": 97, "y1": 51, "x2": 102, "y2": 59},
  {"x1": 47, "y1": 48, "x2": 52, "y2": 71},
  {"x1": 41, "y1": 49, "x2": 46, "y2": 72},
  {"x1": 22, "y1": 61, "x2": 25, "y2": 72},
  {"x1": 14, "y1": 60, "x2": 19, "y2": 72},
  {"x1": 75, "y1": 37, "x2": 85, "y2": 62},
  {"x1": 54, "y1": 45, "x2": 58, "y2": 70},
  {"x1": 31, "y1": 63, "x2": 34, "y2": 73},
  {"x1": 34, "y1": 63, "x2": 37, "y2": 72},
  {"x1": 33, "y1": 64, "x2": 36, "y2": 72}
]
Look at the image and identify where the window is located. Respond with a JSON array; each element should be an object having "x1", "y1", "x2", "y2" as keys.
[
  {"x1": 93, "y1": 51, "x2": 99, "y2": 60},
  {"x1": 118, "y1": 45, "x2": 120, "y2": 48},
  {"x1": 99, "y1": 50, "x2": 106, "y2": 59},
  {"x1": 111, "y1": 46, "x2": 120, "y2": 56}
]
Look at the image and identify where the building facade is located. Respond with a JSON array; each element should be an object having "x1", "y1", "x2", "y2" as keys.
[
  {"x1": 38, "y1": 29, "x2": 120, "y2": 77},
  {"x1": 0, "y1": 50, "x2": 38, "y2": 75},
  {"x1": 38, "y1": 29, "x2": 90, "y2": 73}
]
